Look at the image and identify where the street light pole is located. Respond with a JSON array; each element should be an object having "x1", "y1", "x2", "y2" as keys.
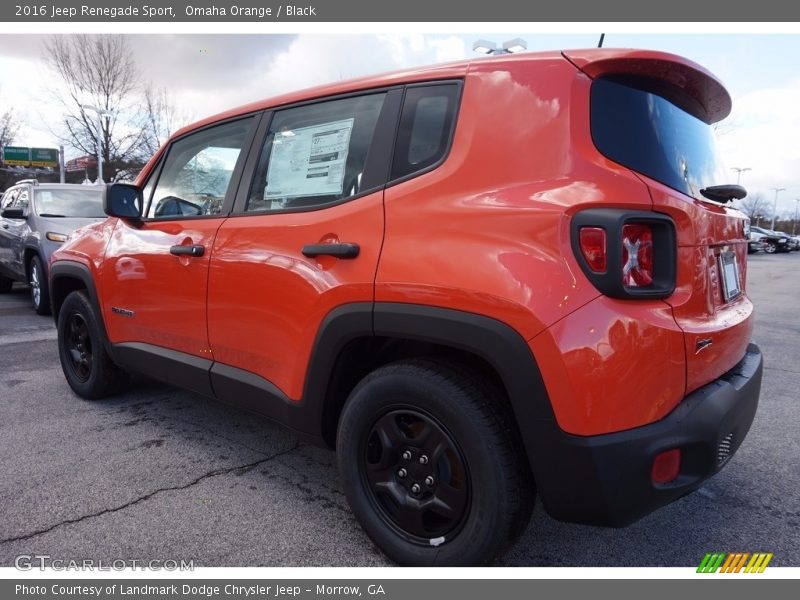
[
  {"x1": 731, "y1": 167, "x2": 751, "y2": 185},
  {"x1": 770, "y1": 187, "x2": 786, "y2": 230},
  {"x1": 794, "y1": 199, "x2": 800, "y2": 236},
  {"x1": 80, "y1": 104, "x2": 111, "y2": 184}
]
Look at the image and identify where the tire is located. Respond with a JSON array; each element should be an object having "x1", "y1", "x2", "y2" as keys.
[
  {"x1": 765, "y1": 241, "x2": 777, "y2": 254},
  {"x1": 29, "y1": 255, "x2": 51, "y2": 315},
  {"x1": 57, "y1": 290, "x2": 129, "y2": 399},
  {"x1": 336, "y1": 359, "x2": 534, "y2": 566},
  {"x1": 0, "y1": 275, "x2": 12, "y2": 293}
]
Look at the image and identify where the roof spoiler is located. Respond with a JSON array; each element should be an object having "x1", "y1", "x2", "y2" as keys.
[{"x1": 562, "y1": 49, "x2": 732, "y2": 124}]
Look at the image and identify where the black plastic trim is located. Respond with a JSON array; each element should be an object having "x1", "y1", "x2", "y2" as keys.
[
  {"x1": 301, "y1": 303, "x2": 375, "y2": 437},
  {"x1": 208, "y1": 362, "x2": 322, "y2": 444},
  {"x1": 301, "y1": 243, "x2": 360, "y2": 259},
  {"x1": 113, "y1": 342, "x2": 214, "y2": 398},
  {"x1": 538, "y1": 343, "x2": 763, "y2": 526},
  {"x1": 48, "y1": 261, "x2": 111, "y2": 351},
  {"x1": 571, "y1": 208, "x2": 677, "y2": 299}
]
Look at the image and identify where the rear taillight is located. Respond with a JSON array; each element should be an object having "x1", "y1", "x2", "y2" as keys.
[
  {"x1": 579, "y1": 227, "x2": 606, "y2": 273},
  {"x1": 621, "y1": 224, "x2": 653, "y2": 287},
  {"x1": 571, "y1": 209, "x2": 676, "y2": 299}
]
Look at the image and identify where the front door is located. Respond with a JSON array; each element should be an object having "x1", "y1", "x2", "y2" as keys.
[{"x1": 101, "y1": 115, "x2": 259, "y2": 362}]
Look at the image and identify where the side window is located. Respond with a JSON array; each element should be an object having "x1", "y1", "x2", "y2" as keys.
[
  {"x1": 391, "y1": 84, "x2": 459, "y2": 181},
  {"x1": 1, "y1": 189, "x2": 18, "y2": 209},
  {"x1": 245, "y1": 93, "x2": 386, "y2": 213},
  {"x1": 14, "y1": 189, "x2": 29, "y2": 209},
  {"x1": 145, "y1": 117, "x2": 254, "y2": 219}
]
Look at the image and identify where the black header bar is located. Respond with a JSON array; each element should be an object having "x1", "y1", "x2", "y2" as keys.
[{"x1": 2, "y1": 1, "x2": 800, "y2": 22}]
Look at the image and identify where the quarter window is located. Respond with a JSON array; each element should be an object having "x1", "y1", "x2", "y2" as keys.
[
  {"x1": 146, "y1": 117, "x2": 254, "y2": 219},
  {"x1": 391, "y1": 84, "x2": 459, "y2": 180},
  {"x1": 245, "y1": 93, "x2": 386, "y2": 213}
]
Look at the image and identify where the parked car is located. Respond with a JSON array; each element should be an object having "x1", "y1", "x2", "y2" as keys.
[
  {"x1": 747, "y1": 230, "x2": 768, "y2": 254},
  {"x1": 775, "y1": 231, "x2": 800, "y2": 251},
  {"x1": 750, "y1": 225, "x2": 791, "y2": 253},
  {"x1": 49, "y1": 49, "x2": 762, "y2": 566},
  {"x1": 0, "y1": 181, "x2": 104, "y2": 313}
]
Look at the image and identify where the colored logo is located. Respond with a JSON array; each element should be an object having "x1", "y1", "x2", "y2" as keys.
[{"x1": 697, "y1": 552, "x2": 773, "y2": 573}]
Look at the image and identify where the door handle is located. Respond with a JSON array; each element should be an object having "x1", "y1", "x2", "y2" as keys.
[
  {"x1": 170, "y1": 244, "x2": 205, "y2": 257},
  {"x1": 1, "y1": 223, "x2": 8, "y2": 229},
  {"x1": 302, "y1": 243, "x2": 360, "y2": 259}
]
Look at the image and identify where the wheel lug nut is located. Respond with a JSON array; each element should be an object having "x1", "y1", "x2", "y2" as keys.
[
  {"x1": 411, "y1": 483, "x2": 421, "y2": 494},
  {"x1": 425, "y1": 476, "x2": 435, "y2": 486},
  {"x1": 402, "y1": 450, "x2": 412, "y2": 461},
  {"x1": 397, "y1": 468, "x2": 407, "y2": 479},
  {"x1": 419, "y1": 455, "x2": 429, "y2": 465}
]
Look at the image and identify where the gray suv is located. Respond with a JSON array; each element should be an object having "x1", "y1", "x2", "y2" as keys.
[{"x1": 0, "y1": 181, "x2": 104, "y2": 314}]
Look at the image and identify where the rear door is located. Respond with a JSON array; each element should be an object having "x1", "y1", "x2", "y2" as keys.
[
  {"x1": 207, "y1": 89, "x2": 400, "y2": 401},
  {"x1": 101, "y1": 115, "x2": 259, "y2": 378}
]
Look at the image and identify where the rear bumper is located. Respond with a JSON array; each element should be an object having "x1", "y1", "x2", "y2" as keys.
[{"x1": 532, "y1": 342, "x2": 762, "y2": 526}]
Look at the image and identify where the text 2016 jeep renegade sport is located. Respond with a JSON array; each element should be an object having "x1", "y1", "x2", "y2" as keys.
[{"x1": 50, "y1": 49, "x2": 763, "y2": 566}]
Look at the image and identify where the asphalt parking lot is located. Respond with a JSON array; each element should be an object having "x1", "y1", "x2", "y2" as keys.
[{"x1": 0, "y1": 252, "x2": 798, "y2": 568}]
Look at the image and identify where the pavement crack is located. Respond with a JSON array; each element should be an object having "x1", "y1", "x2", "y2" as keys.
[
  {"x1": 165, "y1": 416, "x2": 278, "y2": 458},
  {"x1": 0, "y1": 442, "x2": 299, "y2": 545},
  {"x1": 764, "y1": 366, "x2": 800, "y2": 376}
]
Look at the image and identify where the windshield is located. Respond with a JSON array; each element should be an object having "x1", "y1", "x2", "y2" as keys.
[
  {"x1": 35, "y1": 188, "x2": 104, "y2": 218},
  {"x1": 591, "y1": 77, "x2": 728, "y2": 201}
]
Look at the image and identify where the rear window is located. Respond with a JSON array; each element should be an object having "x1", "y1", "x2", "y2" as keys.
[{"x1": 591, "y1": 77, "x2": 728, "y2": 200}]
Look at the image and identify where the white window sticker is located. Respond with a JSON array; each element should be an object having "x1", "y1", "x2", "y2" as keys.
[{"x1": 265, "y1": 118, "x2": 354, "y2": 199}]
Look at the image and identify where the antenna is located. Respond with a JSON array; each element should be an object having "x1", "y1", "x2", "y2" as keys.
[{"x1": 598, "y1": 33, "x2": 605, "y2": 48}]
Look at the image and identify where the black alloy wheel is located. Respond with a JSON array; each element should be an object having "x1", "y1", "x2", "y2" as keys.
[
  {"x1": 361, "y1": 407, "x2": 470, "y2": 543},
  {"x1": 65, "y1": 312, "x2": 93, "y2": 382}
]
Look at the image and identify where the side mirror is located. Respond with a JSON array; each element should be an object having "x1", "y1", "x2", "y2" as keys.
[
  {"x1": 104, "y1": 183, "x2": 143, "y2": 220},
  {"x1": 1, "y1": 207, "x2": 26, "y2": 219}
]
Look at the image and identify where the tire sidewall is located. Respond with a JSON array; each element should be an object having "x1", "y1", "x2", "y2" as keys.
[
  {"x1": 337, "y1": 366, "x2": 516, "y2": 566},
  {"x1": 57, "y1": 291, "x2": 105, "y2": 398},
  {"x1": 30, "y1": 255, "x2": 51, "y2": 315}
]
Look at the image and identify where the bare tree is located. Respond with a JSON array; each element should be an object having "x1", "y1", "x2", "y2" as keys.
[
  {"x1": 713, "y1": 112, "x2": 739, "y2": 138},
  {"x1": 141, "y1": 87, "x2": 183, "y2": 157},
  {"x1": 736, "y1": 192, "x2": 766, "y2": 222},
  {"x1": 43, "y1": 35, "x2": 161, "y2": 178},
  {"x1": 0, "y1": 107, "x2": 19, "y2": 149}
]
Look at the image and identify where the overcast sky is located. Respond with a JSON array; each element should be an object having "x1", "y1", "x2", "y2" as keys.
[{"x1": 1, "y1": 33, "x2": 798, "y2": 215}]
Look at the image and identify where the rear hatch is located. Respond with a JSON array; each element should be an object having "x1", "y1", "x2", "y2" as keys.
[{"x1": 565, "y1": 49, "x2": 753, "y2": 394}]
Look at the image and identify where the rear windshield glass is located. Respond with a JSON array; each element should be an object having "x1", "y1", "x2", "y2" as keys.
[
  {"x1": 35, "y1": 188, "x2": 104, "y2": 218},
  {"x1": 591, "y1": 77, "x2": 727, "y2": 200}
]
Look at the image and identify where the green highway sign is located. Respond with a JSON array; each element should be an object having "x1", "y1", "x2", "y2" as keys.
[
  {"x1": 2, "y1": 146, "x2": 30, "y2": 166},
  {"x1": 30, "y1": 147, "x2": 59, "y2": 168},
  {"x1": 2, "y1": 146, "x2": 59, "y2": 168}
]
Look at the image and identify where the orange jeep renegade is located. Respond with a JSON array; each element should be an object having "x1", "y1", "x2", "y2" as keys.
[{"x1": 50, "y1": 49, "x2": 763, "y2": 566}]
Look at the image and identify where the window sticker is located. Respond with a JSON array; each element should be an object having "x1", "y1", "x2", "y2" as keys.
[{"x1": 265, "y1": 118, "x2": 354, "y2": 199}]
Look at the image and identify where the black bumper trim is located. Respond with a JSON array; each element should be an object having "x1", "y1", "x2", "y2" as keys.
[{"x1": 530, "y1": 342, "x2": 763, "y2": 526}]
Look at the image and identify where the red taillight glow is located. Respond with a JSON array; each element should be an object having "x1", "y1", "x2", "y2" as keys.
[
  {"x1": 651, "y1": 448, "x2": 681, "y2": 484},
  {"x1": 622, "y1": 224, "x2": 654, "y2": 287},
  {"x1": 579, "y1": 227, "x2": 607, "y2": 273}
]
